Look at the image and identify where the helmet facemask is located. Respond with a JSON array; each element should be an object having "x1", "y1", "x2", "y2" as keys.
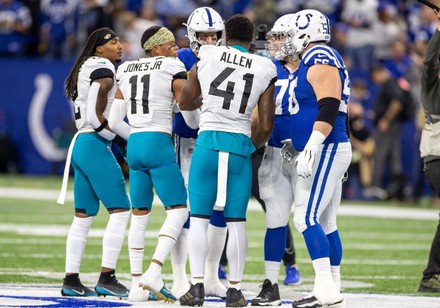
[{"x1": 184, "y1": 7, "x2": 224, "y2": 53}]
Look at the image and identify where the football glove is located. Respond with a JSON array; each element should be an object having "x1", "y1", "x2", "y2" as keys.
[
  {"x1": 295, "y1": 131, "x2": 326, "y2": 178},
  {"x1": 280, "y1": 139, "x2": 299, "y2": 164}
]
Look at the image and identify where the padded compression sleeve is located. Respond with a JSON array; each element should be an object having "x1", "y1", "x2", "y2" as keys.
[
  {"x1": 86, "y1": 82, "x2": 115, "y2": 141},
  {"x1": 316, "y1": 97, "x2": 340, "y2": 126},
  {"x1": 108, "y1": 98, "x2": 130, "y2": 140}
]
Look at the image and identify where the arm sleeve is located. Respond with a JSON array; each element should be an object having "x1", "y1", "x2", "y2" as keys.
[
  {"x1": 108, "y1": 98, "x2": 130, "y2": 140},
  {"x1": 86, "y1": 81, "x2": 115, "y2": 140}
]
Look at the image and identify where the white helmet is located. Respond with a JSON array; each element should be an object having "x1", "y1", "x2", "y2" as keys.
[
  {"x1": 266, "y1": 14, "x2": 296, "y2": 60},
  {"x1": 184, "y1": 7, "x2": 225, "y2": 53},
  {"x1": 286, "y1": 9, "x2": 331, "y2": 57}
]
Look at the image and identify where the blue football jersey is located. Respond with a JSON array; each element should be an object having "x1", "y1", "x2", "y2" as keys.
[
  {"x1": 174, "y1": 48, "x2": 199, "y2": 138},
  {"x1": 289, "y1": 45, "x2": 350, "y2": 151},
  {"x1": 268, "y1": 59, "x2": 294, "y2": 148}
]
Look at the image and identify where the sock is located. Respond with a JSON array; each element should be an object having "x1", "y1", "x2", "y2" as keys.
[
  {"x1": 226, "y1": 221, "x2": 247, "y2": 282},
  {"x1": 265, "y1": 261, "x2": 281, "y2": 285},
  {"x1": 331, "y1": 265, "x2": 341, "y2": 290},
  {"x1": 65, "y1": 216, "x2": 93, "y2": 273},
  {"x1": 205, "y1": 224, "x2": 227, "y2": 281},
  {"x1": 188, "y1": 217, "x2": 210, "y2": 278},
  {"x1": 128, "y1": 213, "x2": 150, "y2": 275},
  {"x1": 228, "y1": 282, "x2": 241, "y2": 290},
  {"x1": 102, "y1": 211, "x2": 130, "y2": 269},
  {"x1": 170, "y1": 227, "x2": 189, "y2": 284}
]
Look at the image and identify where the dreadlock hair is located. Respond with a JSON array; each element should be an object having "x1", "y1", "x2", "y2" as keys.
[
  {"x1": 141, "y1": 26, "x2": 162, "y2": 56},
  {"x1": 225, "y1": 14, "x2": 254, "y2": 45},
  {"x1": 65, "y1": 27, "x2": 114, "y2": 101}
]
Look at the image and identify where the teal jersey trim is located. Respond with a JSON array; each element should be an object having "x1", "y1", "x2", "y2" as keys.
[{"x1": 230, "y1": 45, "x2": 249, "y2": 53}]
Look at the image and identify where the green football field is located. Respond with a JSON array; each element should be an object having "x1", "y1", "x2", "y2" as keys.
[{"x1": 0, "y1": 174, "x2": 439, "y2": 300}]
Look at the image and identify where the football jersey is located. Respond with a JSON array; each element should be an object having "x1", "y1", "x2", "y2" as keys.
[
  {"x1": 174, "y1": 47, "x2": 199, "y2": 138},
  {"x1": 116, "y1": 56, "x2": 186, "y2": 135},
  {"x1": 268, "y1": 59, "x2": 295, "y2": 148},
  {"x1": 197, "y1": 45, "x2": 277, "y2": 137},
  {"x1": 289, "y1": 44, "x2": 350, "y2": 151},
  {"x1": 74, "y1": 56, "x2": 117, "y2": 132}
]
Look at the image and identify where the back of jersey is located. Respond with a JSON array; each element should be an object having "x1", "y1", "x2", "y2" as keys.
[
  {"x1": 116, "y1": 56, "x2": 186, "y2": 134},
  {"x1": 197, "y1": 45, "x2": 277, "y2": 137}
]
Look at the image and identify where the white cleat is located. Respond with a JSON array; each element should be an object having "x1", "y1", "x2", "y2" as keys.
[
  {"x1": 128, "y1": 284, "x2": 157, "y2": 302},
  {"x1": 292, "y1": 294, "x2": 345, "y2": 308},
  {"x1": 204, "y1": 279, "x2": 227, "y2": 299},
  {"x1": 171, "y1": 282, "x2": 190, "y2": 300},
  {"x1": 139, "y1": 271, "x2": 176, "y2": 303}
]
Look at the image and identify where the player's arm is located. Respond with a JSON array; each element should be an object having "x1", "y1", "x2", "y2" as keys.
[
  {"x1": 86, "y1": 76, "x2": 116, "y2": 140},
  {"x1": 307, "y1": 64, "x2": 342, "y2": 137},
  {"x1": 108, "y1": 88, "x2": 130, "y2": 140},
  {"x1": 251, "y1": 83, "x2": 275, "y2": 149},
  {"x1": 179, "y1": 64, "x2": 202, "y2": 111}
]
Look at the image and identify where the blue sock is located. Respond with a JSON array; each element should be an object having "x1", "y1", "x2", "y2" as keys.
[
  {"x1": 264, "y1": 226, "x2": 287, "y2": 261},
  {"x1": 303, "y1": 224, "x2": 330, "y2": 260},
  {"x1": 327, "y1": 230, "x2": 342, "y2": 265}
]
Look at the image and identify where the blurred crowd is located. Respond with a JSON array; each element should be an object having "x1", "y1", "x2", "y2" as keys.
[{"x1": 1, "y1": 0, "x2": 439, "y2": 204}]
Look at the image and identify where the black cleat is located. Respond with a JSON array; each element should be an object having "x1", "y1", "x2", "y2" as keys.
[
  {"x1": 251, "y1": 279, "x2": 281, "y2": 306},
  {"x1": 419, "y1": 274, "x2": 440, "y2": 292},
  {"x1": 95, "y1": 273, "x2": 129, "y2": 298},
  {"x1": 180, "y1": 283, "x2": 204, "y2": 306},
  {"x1": 291, "y1": 295, "x2": 345, "y2": 308},
  {"x1": 61, "y1": 276, "x2": 97, "y2": 297},
  {"x1": 226, "y1": 287, "x2": 248, "y2": 307}
]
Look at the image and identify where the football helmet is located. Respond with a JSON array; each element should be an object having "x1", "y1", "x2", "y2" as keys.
[
  {"x1": 266, "y1": 14, "x2": 296, "y2": 60},
  {"x1": 184, "y1": 7, "x2": 225, "y2": 53},
  {"x1": 286, "y1": 9, "x2": 331, "y2": 57}
]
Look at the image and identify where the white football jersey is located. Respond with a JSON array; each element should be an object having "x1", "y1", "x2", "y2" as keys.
[
  {"x1": 197, "y1": 45, "x2": 277, "y2": 137},
  {"x1": 116, "y1": 56, "x2": 186, "y2": 135},
  {"x1": 74, "y1": 56, "x2": 117, "y2": 132}
]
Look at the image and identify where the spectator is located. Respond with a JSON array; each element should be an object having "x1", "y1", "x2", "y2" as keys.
[
  {"x1": 0, "y1": 0, "x2": 32, "y2": 57},
  {"x1": 40, "y1": 0, "x2": 80, "y2": 60},
  {"x1": 418, "y1": 7, "x2": 440, "y2": 294},
  {"x1": 369, "y1": 64, "x2": 408, "y2": 200}
]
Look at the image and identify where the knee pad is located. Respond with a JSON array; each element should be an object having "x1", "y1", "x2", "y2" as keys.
[
  {"x1": 266, "y1": 208, "x2": 290, "y2": 229},
  {"x1": 159, "y1": 208, "x2": 189, "y2": 240}
]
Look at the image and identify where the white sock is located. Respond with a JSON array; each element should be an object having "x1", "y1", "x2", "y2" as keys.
[
  {"x1": 171, "y1": 228, "x2": 189, "y2": 284},
  {"x1": 265, "y1": 260, "x2": 281, "y2": 285},
  {"x1": 65, "y1": 216, "x2": 93, "y2": 273},
  {"x1": 312, "y1": 258, "x2": 340, "y2": 301},
  {"x1": 229, "y1": 282, "x2": 241, "y2": 290},
  {"x1": 131, "y1": 275, "x2": 140, "y2": 288},
  {"x1": 226, "y1": 221, "x2": 247, "y2": 282},
  {"x1": 128, "y1": 213, "x2": 150, "y2": 275},
  {"x1": 152, "y1": 236, "x2": 176, "y2": 265},
  {"x1": 331, "y1": 265, "x2": 341, "y2": 290},
  {"x1": 205, "y1": 224, "x2": 227, "y2": 281},
  {"x1": 188, "y1": 217, "x2": 210, "y2": 278},
  {"x1": 102, "y1": 211, "x2": 130, "y2": 269}
]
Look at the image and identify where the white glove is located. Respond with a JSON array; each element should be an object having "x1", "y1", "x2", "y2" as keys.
[
  {"x1": 280, "y1": 139, "x2": 299, "y2": 164},
  {"x1": 295, "y1": 131, "x2": 326, "y2": 178}
]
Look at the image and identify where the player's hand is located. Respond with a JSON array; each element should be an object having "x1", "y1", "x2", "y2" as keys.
[
  {"x1": 295, "y1": 148, "x2": 316, "y2": 178},
  {"x1": 280, "y1": 139, "x2": 299, "y2": 164}
]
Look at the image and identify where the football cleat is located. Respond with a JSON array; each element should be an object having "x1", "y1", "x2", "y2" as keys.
[
  {"x1": 139, "y1": 270, "x2": 176, "y2": 303},
  {"x1": 180, "y1": 283, "x2": 205, "y2": 306},
  {"x1": 291, "y1": 294, "x2": 345, "y2": 308},
  {"x1": 251, "y1": 279, "x2": 281, "y2": 306},
  {"x1": 128, "y1": 283, "x2": 158, "y2": 302},
  {"x1": 226, "y1": 287, "x2": 248, "y2": 307},
  {"x1": 61, "y1": 277, "x2": 97, "y2": 297},
  {"x1": 95, "y1": 274, "x2": 129, "y2": 298},
  {"x1": 419, "y1": 274, "x2": 440, "y2": 292},
  {"x1": 284, "y1": 266, "x2": 301, "y2": 286}
]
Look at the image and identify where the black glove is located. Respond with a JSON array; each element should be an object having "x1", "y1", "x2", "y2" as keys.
[{"x1": 112, "y1": 135, "x2": 127, "y2": 158}]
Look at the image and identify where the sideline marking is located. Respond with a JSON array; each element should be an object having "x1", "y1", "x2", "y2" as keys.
[{"x1": 0, "y1": 294, "x2": 131, "y2": 307}]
